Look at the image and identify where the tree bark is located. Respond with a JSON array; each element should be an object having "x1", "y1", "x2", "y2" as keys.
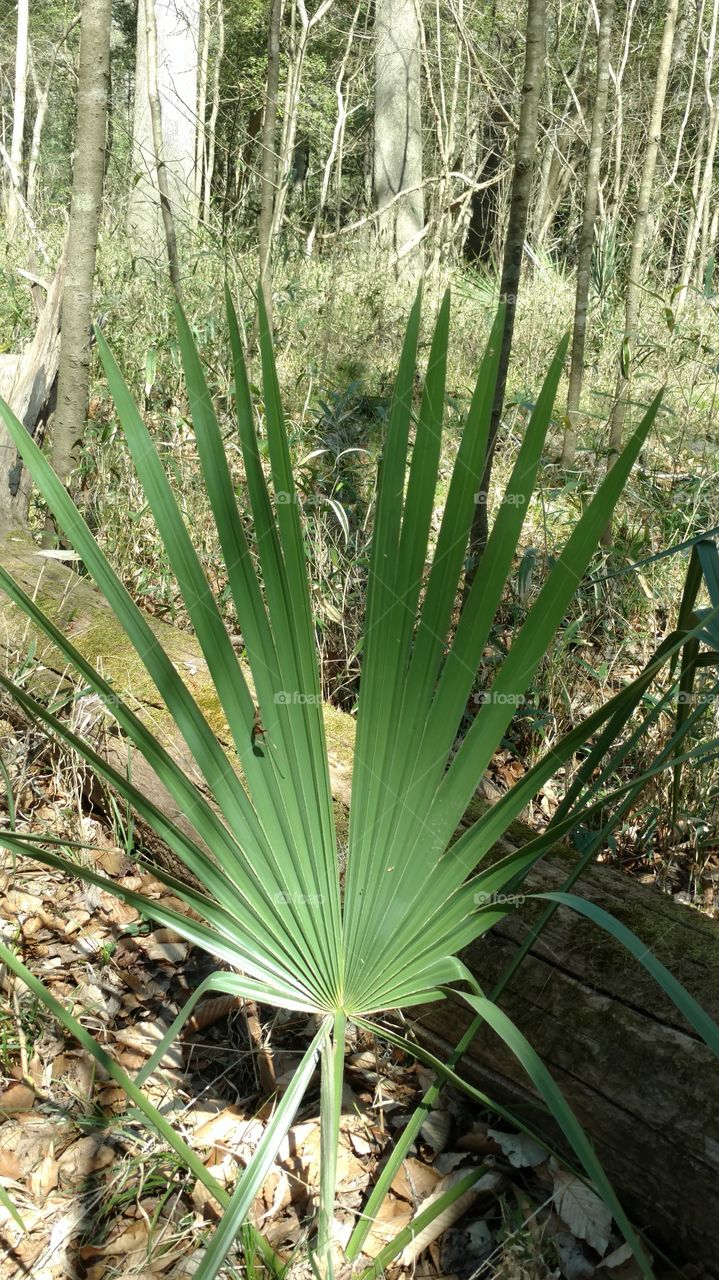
[
  {"x1": 465, "y1": 0, "x2": 547, "y2": 589},
  {"x1": 562, "y1": 0, "x2": 616, "y2": 468},
  {"x1": 373, "y1": 0, "x2": 425, "y2": 279},
  {"x1": 1, "y1": 527, "x2": 718, "y2": 1273},
  {"x1": 257, "y1": 0, "x2": 283, "y2": 330},
  {"x1": 603, "y1": 0, "x2": 680, "y2": 545},
  {"x1": 6, "y1": 0, "x2": 29, "y2": 241},
  {"x1": 45, "y1": 0, "x2": 111, "y2": 534},
  {"x1": 142, "y1": 0, "x2": 184, "y2": 301},
  {"x1": 127, "y1": 0, "x2": 200, "y2": 274},
  {"x1": 203, "y1": 0, "x2": 225, "y2": 223},
  {"x1": 0, "y1": 250, "x2": 66, "y2": 536}
]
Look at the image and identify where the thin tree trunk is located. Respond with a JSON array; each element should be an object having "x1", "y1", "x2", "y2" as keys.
[
  {"x1": 144, "y1": 0, "x2": 183, "y2": 302},
  {"x1": 603, "y1": 0, "x2": 680, "y2": 546},
  {"x1": 195, "y1": 0, "x2": 210, "y2": 214},
  {"x1": 465, "y1": 0, "x2": 547, "y2": 588},
  {"x1": 608, "y1": 0, "x2": 638, "y2": 213},
  {"x1": 7, "y1": 0, "x2": 29, "y2": 240},
  {"x1": 26, "y1": 18, "x2": 81, "y2": 212},
  {"x1": 258, "y1": 0, "x2": 283, "y2": 329},
  {"x1": 127, "y1": 0, "x2": 200, "y2": 270},
  {"x1": 269, "y1": 1, "x2": 334, "y2": 248},
  {"x1": 204, "y1": 0, "x2": 225, "y2": 223},
  {"x1": 43, "y1": 0, "x2": 111, "y2": 544},
  {"x1": 306, "y1": 0, "x2": 360, "y2": 257},
  {"x1": 373, "y1": 0, "x2": 425, "y2": 279},
  {"x1": 676, "y1": 0, "x2": 719, "y2": 308},
  {"x1": 562, "y1": 0, "x2": 616, "y2": 468}
]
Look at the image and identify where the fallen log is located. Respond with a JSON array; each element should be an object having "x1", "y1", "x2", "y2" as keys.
[{"x1": 0, "y1": 530, "x2": 718, "y2": 1272}]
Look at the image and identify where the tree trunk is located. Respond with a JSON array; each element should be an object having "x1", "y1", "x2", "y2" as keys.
[
  {"x1": 373, "y1": 0, "x2": 425, "y2": 279},
  {"x1": 6, "y1": 0, "x2": 29, "y2": 241},
  {"x1": 0, "y1": 250, "x2": 66, "y2": 535},
  {"x1": 203, "y1": 0, "x2": 225, "y2": 223},
  {"x1": 465, "y1": 0, "x2": 547, "y2": 589},
  {"x1": 127, "y1": 0, "x2": 200, "y2": 273},
  {"x1": 257, "y1": 0, "x2": 283, "y2": 330},
  {"x1": 143, "y1": 0, "x2": 184, "y2": 301},
  {"x1": 1, "y1": 528, "x2": 718, "y2": 1273},
  {"x1": 45, "y1": 0, "x2": 111, "y2": 537},
  {"x1": 562, "y1": 0, "x2": 616, "y2": 468},
  {"x1": 603, "y1": 0, "x2": 680, "y2": 545}
]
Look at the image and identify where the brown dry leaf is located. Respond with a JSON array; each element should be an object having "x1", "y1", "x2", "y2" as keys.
[
  {"x1": 0, "y1": 1083, "x2": 35, "y2": 1116},
  {"x1": 115, "y1": 1021, "x2": 183, "y2": 1068},
  {"x1": 29, "y1": 1148, "x2": 59, "y2": 1204},
  {"x1": 0, "y1": 1149, "x2": 21, "y2": 1179},
  {"x1": 391, "y1": 1156, "x2": 442, "y2": 1204},
  {"x1": 191, "y1": 1108, "x2": 263, "y2": 1153},
  {"x1": 79, "y1": 1216, "x2": 149, "y2": 1260},
  {"x1": 399, "y1": 1168, "x2": 504, "y2": 1266},
  {"x1": 137, "y1": 929, "x2": 188, "y2": 964},
  {"x1": 362, "y1": 1194, "x2": 413, "y2": 1258},
  {"x1": 58, "y1": 1136, "x2": 115, "y2": 1181}
]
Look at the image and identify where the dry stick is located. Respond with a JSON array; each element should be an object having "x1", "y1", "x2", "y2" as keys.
[
  {"x1": 562, "y1": 0, "x2": 616, "y2": 468},
  {"x1": 465, "y1": 0, "x2": 548, "y2": 592},
  {"x1": 602, "y1": 0, "x2": 680, "y2": 547},
  {"x1": 144, "y1": 0, "x2": 183, "y2": 304}
]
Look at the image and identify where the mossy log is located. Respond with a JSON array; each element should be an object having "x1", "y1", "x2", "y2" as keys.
[{"x1": 1, "y1": 530, "x2": 718, "y2": 1271}]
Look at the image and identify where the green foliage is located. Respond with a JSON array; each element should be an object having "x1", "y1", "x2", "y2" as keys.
[{"x1": 0, "y1": 291, "x2": 718, "y2": 1276}]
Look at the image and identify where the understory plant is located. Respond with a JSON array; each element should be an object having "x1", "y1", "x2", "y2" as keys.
[{"x1": 0, "y1": 287, "x2": 718, "y2": 1278}]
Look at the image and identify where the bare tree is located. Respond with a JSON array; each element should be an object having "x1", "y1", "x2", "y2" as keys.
[
  {"x1": 258, "y1": 0, "x2": 283, "y2": 328},
  {"x1": 7, "y1": 0, "x2": 29, "y2": 240},
  {"x1": 46, "y1": 0, "x2": 111, "y2": 537},
  {"x1": 603, "y1": 0, "x2": 680, "y2": 545},
  {"x1": 127, "y1": 0, "x2": 200, "y2": 272},
  {"x1": 466, "y1": 0, "x2": 547, "y2": 586},
  {"x1": 143, "y1": 0, "x2": 184, "y2": 300},
  {"x1": 373, "y1": 0, "x2": 425, "y2": 278},
  {"x1": 204, "y1": 0, "x2": 225, "y2": 222},
  {"x1": 26, "y1": 18, "x2": 81, "y2": 212},
  {"x1": 562, "y1": 0, "x2": 616, "y2": 468},
  {"x1": 676, "y1": 0, "x2": 719, "y2": 308}
]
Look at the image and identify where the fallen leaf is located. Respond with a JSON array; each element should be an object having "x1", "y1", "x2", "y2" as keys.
[
  {"x1": 0, "y1": 1083, "x2": 35, "y2": 1115},
  {"x1": 30, "y1": 1149, "x2": 59, "y2": 1203},
  {"x1": 58, "y1": 1137, "x2": 115, "y2": 1181},
  {"x1": 553, "y1": 1166, "x2": 612, "y2": 1255},
  {"x1": 488, "y1": 1127, "x2": 547, "y2": 1168}
]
